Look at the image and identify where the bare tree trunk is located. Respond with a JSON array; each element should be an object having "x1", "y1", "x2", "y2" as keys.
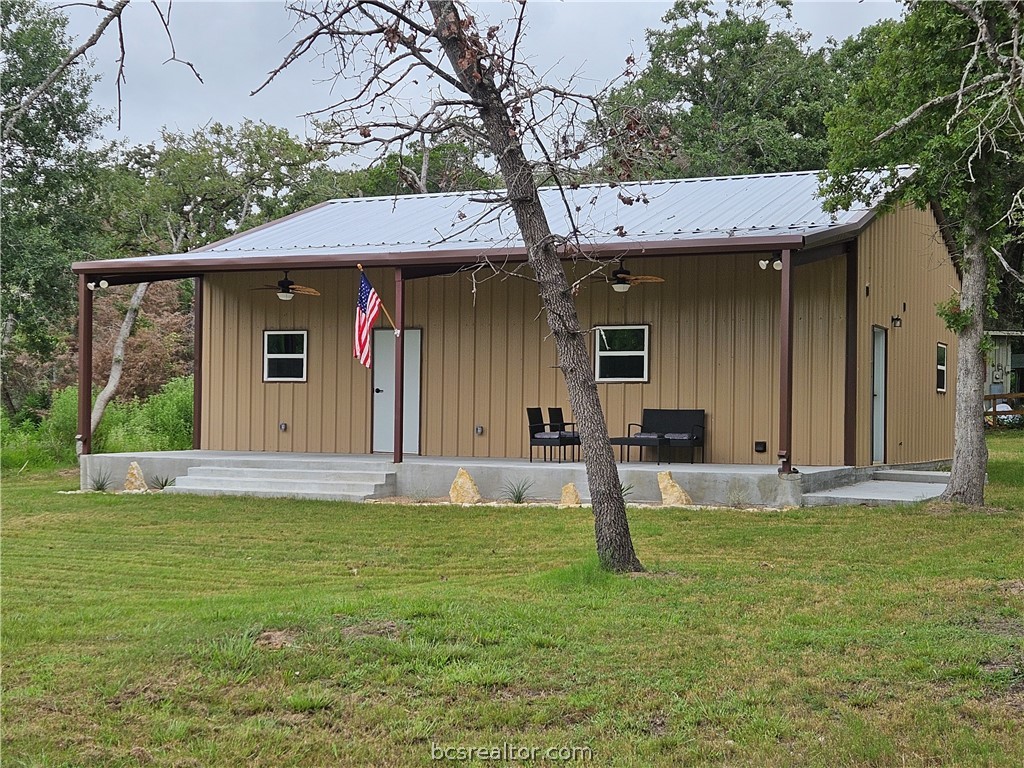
[
  {"x1": 1, "y1": 312, "x2": 18, "y2": 414},
  {"x1": 397, "y1": 137, "x2": 430, "y2": 194},
  {"x1": 430, "y1": 1, "x2": 642, "y2": 571},
  {"x1": 941, "y1": 224, "x2": 988, "y2": 504},
  {"x1": 90, "y1": 283, "x2": 149, "y2": 435}
]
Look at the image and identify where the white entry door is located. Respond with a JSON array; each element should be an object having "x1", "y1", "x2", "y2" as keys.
[
  {"x1": 372, "y1": 328, "x2": 421, "y2": 454},
  {"x1": 871, "y1": 326, "x2": 887, "y2": 464}
]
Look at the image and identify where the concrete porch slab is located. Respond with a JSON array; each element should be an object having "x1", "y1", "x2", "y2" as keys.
[{"x1": 79, "y1": 451, "x2": 949, "y2": 507}]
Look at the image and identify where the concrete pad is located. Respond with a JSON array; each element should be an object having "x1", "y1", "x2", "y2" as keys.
[{"x1": 804, "y1": 480, "x2": 948, "y2": 507}]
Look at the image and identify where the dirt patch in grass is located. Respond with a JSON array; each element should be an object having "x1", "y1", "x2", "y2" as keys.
[
  {"x1": 999, "y1": 579, "x2": 1024, "y2": 596},
  {"x1": 491, "y1": 687, "x2": 558, "y2": 702},
  {"x1": 986, "y1": 677, "x2": 1024, "y2": 712},
  {"x1": 974, "y1": 617, "x2": 1024, "y2": 638},
  {"x1": 276, "y1": 711, "x2": 314, "y2": 727},
  {"x1": 627, "y1": 570, "x2": 695, "y2": 582},
  {"x1": 920, "y1": 500, "x2": 1012, "y2": 516},
  {"x1": 335, "y1": 617, "x2": 406, "y2": 640},
  {"x1": 648, "y1": 713, "x2": 668, "y2": 736},
  {"x1": 981, "y1": 659, "x2": 1019, "y2": 674},
  {"x1": 255, "y1": 629, "x2": 300, "y2": 650},
  {"x1": 107, "y1": 680, "x2": 178, "y2": 710}
]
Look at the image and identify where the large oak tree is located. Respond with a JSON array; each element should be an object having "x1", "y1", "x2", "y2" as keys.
[{"x1": 824, "y1": 0, "x2": 1024, "y2": 504}]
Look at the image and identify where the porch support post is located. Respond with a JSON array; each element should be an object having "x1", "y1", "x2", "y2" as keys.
[
  {"x1": 778, "y1": 248, "x2": 797, "y2": 475},
  {"x1": 843, "y1": 243, "x2": 858, "y2": 465},
  {"x1": 393, "y1": 267, "x2": 405, "y2": 464},
  {"x1": 76, "y1": 274, "x2": 93, "y2": 456},
  {"x1": 192, "y1": 275, "x2": 204, "y2": 450}
]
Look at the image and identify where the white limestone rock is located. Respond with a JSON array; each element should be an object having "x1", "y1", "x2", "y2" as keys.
[
  {"x1": 559, "y1": 482, "x2": 582, "y2": 508},
  {"x1": 658, "y1": 471, "x2": 692, "y2": 506},
  {"x1": 124, "y1": 461, "x2": 148, "y2": 493},
  {"x1": 449, "y1": 468, "x2": 482, "y2": 504}
]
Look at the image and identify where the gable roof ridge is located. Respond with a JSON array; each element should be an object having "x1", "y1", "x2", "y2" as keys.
[{"x1": 321, "y1": 169, "x2": 831, "y2": 206}]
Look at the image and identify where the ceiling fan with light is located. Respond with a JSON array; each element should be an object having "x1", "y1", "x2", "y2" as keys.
[
  {"x1": 606, "y1": 261, "x2": 665, "y2": 293},
  {"x1": 253, "y1": 271, "x2": 321, "y2": 301}
]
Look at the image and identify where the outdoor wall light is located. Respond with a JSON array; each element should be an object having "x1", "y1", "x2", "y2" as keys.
[
  {"x1": 891, "y1": 315, "x2": 903, "y2": 328},
  {"x1": 758, "y1": 257, "x2": 783, "y2": 271},
  {"x1": 87, "y1": 279, "x2": 110, "y2": 291},
  {"x1": 277, "y1": 290, "x2": 295, "y2": 301}
]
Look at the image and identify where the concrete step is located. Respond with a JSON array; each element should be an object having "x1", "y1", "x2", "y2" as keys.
[
  {"x1": 163, "y1": 483, "x2": 372, "y2": 503},
  {"x1": 804, "y1": 480, "x2": 948, "y2": 507},
  {"x1": 164, "y1": 463, "x2": 397, "y2": 502},
  {"x1": 185, "y1": 456, "x2": 393, "y2": 472},
  {"x1": 186, "y1": 466, "x2": 392, "y2": 484},
  {"x1": 873, "y1": 469, "x2": 951, "y2": 484},
  {"x1": 172, "y1": 475, "x2": 389, "y2": 495}
]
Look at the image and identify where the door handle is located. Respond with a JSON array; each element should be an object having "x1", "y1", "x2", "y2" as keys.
[{"x1": 374, "y1": 388, "x2": 384, "y2": 394}]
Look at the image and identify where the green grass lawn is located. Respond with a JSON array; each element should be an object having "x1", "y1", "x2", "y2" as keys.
[{"x1": 3, "y1": 436, "x2": 1022, "y2": 767}]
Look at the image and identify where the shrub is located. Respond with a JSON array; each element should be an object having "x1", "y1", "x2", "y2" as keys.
[
  {"x1": 1, "y1": 376, "x2": 194, "y2": 470},
  {"x1": 33, "y1": 386, "x2": 80, "y2": 465},
  {"x1": 137, "y1": 375, "x2": 193, "y2": 450},
  {"x1": 0, "y1": 413, "x2": 56, "y2": 470}
]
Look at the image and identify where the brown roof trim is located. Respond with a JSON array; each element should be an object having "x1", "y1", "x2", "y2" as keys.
[
  {"x1": 72, "y1": 233, "x2": 812, "y2": 277},
  {"x1": 802, "y1": 220, "x2": 869, "y2": 249}
]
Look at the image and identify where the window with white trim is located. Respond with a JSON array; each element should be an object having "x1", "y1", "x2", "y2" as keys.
[
  {"x1": 936, "y1": 342, "x2": 947, "y2": 393},
  {"x1": 264, "y1": 331, "x2": 308, "y2": 382},
  {"x1": 594, "y1": 325, "x2": 649, "y2": 383}
]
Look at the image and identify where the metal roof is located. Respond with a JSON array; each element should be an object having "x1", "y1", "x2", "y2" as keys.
[{"x1": 72, "y1": 169, "x2": 893, "y2": 278}]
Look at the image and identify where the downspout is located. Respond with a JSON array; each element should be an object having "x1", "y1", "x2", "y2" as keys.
[
  {"x1": 393, "y1": 267, "x2": 405, "y2": 464},
  {"x1": 76, "y1": 275, "x2": 94, "y2": 457},
  {"x1": 778, "y1": 249, "x2": 797, "y2": 475}
]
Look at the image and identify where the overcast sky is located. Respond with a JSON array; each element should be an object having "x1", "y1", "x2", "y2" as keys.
[{"x1": 66, "y1": 0, "x2": 903, "y2": 156}]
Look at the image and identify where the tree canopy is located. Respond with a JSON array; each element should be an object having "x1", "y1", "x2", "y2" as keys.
[
  {"x1": 1, "y1": 0, "x2": 107, "y2": 363},
  {"x1": 823, "y1": 0, "x2": 1024, "y2": 504},
  {"x1": 603, "y1": 0, "x2": 878, "y2": 180}
]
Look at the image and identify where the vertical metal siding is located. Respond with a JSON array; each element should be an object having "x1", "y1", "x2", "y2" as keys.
[
  {"x1": 202, "y1": 254, "x2": 850, "y2": 463},
  {"x1": 855, "y1": 206, "x2": 958, "y2": 464}
]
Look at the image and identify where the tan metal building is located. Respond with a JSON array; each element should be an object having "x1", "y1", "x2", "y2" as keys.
[{"x1": 73, "y1": 171, "x2": 960, "y2": 469}]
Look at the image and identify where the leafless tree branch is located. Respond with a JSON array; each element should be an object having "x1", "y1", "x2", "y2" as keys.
[{"x1": 2, "y1": 0, "x2": 129, "y2": 141}]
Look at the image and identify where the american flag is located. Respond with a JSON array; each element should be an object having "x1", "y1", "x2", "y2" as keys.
[{"x1": 354, "y1": 273, "x2": 381, "y2": 368}]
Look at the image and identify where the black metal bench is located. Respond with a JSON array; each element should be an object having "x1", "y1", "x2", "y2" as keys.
[{"x1": 609, "y1": 408, "x2": 705, "y2": 464}]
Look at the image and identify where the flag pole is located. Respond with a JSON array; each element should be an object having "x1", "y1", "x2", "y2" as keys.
[{"x1": 357, "y1": 263, "x2": 401, "y2": 336}]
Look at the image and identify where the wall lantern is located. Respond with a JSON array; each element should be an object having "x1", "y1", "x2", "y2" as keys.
[{"x1": 891, "y1": 315, "x2": 903, "y2": 328}]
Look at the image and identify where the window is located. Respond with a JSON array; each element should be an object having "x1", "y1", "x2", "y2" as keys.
[
  {"x1": 594, "y1": 325, "x2": 649, "y2": 382},
  {"x1": 264, "y1": 331, "x2": 307, "y2": 382},
  {"x1": 936, "y1": 342, "x2": 947, "y2": 393}
]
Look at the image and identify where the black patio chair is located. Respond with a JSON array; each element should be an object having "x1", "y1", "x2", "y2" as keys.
[
  {"x1": 527, "y1": 407, "x2": 580, "y2": 463},
  {"x1": 548, "y1": 407, "x2": 581, "y2": 461}
]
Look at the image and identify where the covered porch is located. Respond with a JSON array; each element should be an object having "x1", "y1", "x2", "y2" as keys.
[{"x1": 72, "y1": 171, "x2": 957, "y2": 482}]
